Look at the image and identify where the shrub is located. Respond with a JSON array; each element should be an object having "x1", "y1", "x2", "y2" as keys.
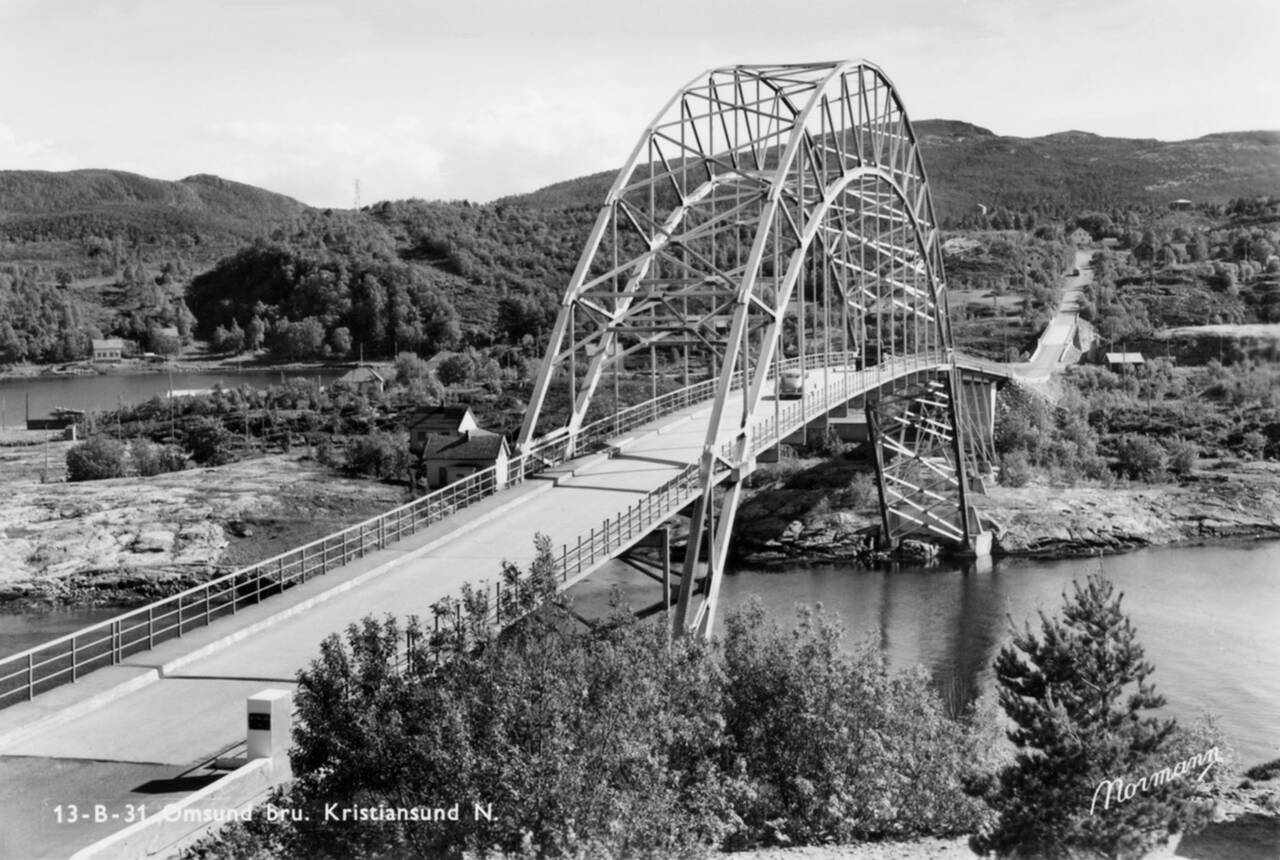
[
  {"x1": 721, "y1": 602, "x2": 992, "y2": 845},
  {"x1": 186, "y1": 418, "x2": 234, "y2": 466},
  {"x1": 1165, "y1": 438, "x2": 1198, "y2": 476},
  {"x1": 1114, "y1": 434, "x2": 1167, "y2": 481},
  {"x1": 1241, "y1": 430, "x2": 1267, "y2": 458},
  {"x1": 393, "y1": 351, "x2": 430, "y2": 385},
  {"x1": 999, "y1": 450, "x2": 1032, "y2": 487},
  {"x1": 183, "y1": 560, "x2": 995, "y2": 859},
  {"x1": 66, "y1": 436, "x2": 127, "y2": 481},
  {"x1": 342, "y1": 431, "x2": 409, "y2": 480},
  {"x1": 436, "y1": 351, "x2": 477, "y2": 386},
  {"x1": 130, "y1": 439, "x2": 187, "y2": 476},
  {"x1": 970, "y1": 574, "x2": 1214, "y2": 858}
]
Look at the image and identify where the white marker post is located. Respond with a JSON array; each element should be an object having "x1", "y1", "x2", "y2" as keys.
[{"x1": 246, "y1": 689, "x2": 291, "y2": 760}]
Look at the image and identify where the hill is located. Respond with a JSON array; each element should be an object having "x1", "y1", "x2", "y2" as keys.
[
  {"x1": 0, "y1": 169, "x2": 311, "y2": 270},
  {"x1": 498, "y1": 125, "x2": 1280, "y2": 223}
]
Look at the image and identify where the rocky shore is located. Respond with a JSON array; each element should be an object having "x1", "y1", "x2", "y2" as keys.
[
  {"x1": 734, "y1": 457, "x2": 1280, "y2": 565},
  {"x1": 0, "y1": 431, "x2": 408, "y2": 606}
]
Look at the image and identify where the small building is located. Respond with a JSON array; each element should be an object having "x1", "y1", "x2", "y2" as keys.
[
  {"x1": 336, "y1": 365, "x2": 385, "y2": 395},
  {"x1": 1170, "y1": 199, "x2": 1193, "y2": 211},
  {"x1": 1069, "y1": 227, "x2": 1093, "y2": 247},
  {"x1": 420, "y1": 429, "x2": 509, "y2": 489},
  {"x1": 1105, "y1": 352, "x2": 1145, "y2": 370},
  {"x1": 405, "y1": 405, "x2": 479, "y2": 454},
  {"x1": 92, "y1": 338, "x2": 126, "y2": 362}
]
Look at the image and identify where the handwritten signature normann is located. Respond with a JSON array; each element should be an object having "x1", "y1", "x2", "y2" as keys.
[{"x1": 1090, "y1": 747, "x2": 1221, "y2": 814}]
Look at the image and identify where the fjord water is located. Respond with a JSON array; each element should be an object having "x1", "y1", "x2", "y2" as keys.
[
  {"x1": 578, "y1": 541, "x2": 1280, "y2": 767},
  {"x1": 715, "y1": 542, "x2": 1280, "y2": 767},
  {"x1": 0, "y1": 368, "x2": 344, "y2": 423},
  {"x1": 2, "y1": 541, "x2": 1276, "y2": 766}
]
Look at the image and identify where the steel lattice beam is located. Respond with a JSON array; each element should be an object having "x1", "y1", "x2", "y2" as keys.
[{"x1": 517, "y1": 61, "x2": 980, "y2": 638}]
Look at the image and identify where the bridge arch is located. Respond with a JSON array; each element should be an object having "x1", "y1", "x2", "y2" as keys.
[{"x1": 518, "y1": 61, "x2": 978, "y2": 636}]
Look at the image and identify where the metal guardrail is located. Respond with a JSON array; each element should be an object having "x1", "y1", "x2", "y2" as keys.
[
  {"x1": 418, "y1": 350, "x2": 953, "y2": 636},
  {"x1": 0, "y1": 350, "x2": 946, "y2": 709}
]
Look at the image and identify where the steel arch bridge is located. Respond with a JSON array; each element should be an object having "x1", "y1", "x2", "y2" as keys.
[{"x1": 517, "y1": 61, "x2": 984, "y2": 637}]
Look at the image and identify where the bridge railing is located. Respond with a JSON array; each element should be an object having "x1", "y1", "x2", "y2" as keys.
[
  {"x1": 0, "y1": 351, "x2": 868, "y2": 709},
  {"x1": 454, "y1": 350, "x2": 951, "y2": 628}
]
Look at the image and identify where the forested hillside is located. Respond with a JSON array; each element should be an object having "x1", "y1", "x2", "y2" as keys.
[{"x1": 1, "y1": 123, "x2": 1278, "y2": 367}]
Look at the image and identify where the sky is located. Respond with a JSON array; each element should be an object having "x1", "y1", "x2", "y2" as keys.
[{"x1": 1, "y1": 0, "x2": 1277, "y2": 208}]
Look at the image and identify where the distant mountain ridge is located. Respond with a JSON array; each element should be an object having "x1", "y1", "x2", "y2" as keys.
[
  {"x1": 0, "y1": 169, "x2": 308, "y2": 217},
  {"x1": 499, "y1": 124, "x2": 1280, "y2": 221},
  {"x1": 0, "y1": 169, "x2": 310, "y2": 249}
]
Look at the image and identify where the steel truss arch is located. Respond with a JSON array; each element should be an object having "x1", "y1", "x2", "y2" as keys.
[{"x1": 518, "y1": 61, "x2": 978, "y2": 637}]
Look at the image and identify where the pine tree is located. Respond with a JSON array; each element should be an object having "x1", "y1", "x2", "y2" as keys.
[{"x1": 971, "y1": 572, "x2": 1213, "y2": 858}]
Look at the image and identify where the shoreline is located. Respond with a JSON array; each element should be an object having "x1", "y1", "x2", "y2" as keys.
[
  {"x1": 0, "y1": 356, "x2": 362, "y2": 382},
  {"x1": 733, "y1": 458, "x2": 1280, "y2": 567}
]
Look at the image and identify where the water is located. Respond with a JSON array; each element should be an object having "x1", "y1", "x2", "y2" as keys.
[
  {"x1": 574, "y1": 542, "x2": 1280, "y2": 767},
  {"x1": 0, "y1": 368, "x2": 345, "y2": 424},
  {"x1": 0, "y1": 606, "x2": 129, "y2": 658},
  {"x1": 2, "y1": 542, "x2": 1276, "y2": 765}
]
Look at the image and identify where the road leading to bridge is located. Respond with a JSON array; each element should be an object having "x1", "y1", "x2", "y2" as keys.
[{"x1": 1025, "y1": 249, "x2": 1094, "y2": 376}]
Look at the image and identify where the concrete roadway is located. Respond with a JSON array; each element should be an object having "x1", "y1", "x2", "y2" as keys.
[
  {"x1": 0, "y1": 377, "x2": 848, "y2": 858},
  {"x1": 1024, "y1": 249, "x2": 1094, "y2": 376}
]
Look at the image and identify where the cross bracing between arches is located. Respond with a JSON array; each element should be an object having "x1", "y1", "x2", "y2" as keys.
[{"x1": 517, "y1": 61, "x2": 984, "y2": 637}]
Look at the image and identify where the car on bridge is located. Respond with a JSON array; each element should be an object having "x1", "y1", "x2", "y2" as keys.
[{"x1": 777, "y1": 368, "x2": 805, "y2": 399}]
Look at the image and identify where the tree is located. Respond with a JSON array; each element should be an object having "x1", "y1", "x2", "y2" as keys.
[
  {"x1": 186, "y1": 417, "x2": 234, "y2": 466},
  {"x1": 436, "y1": 351, "x2": 476, "y2": 386},
  {"x1": 971, "y1": 574, "x2": 1214, "y2": 858},
  {"x1": 273, "y1": 317, "x2": 326, "y2": 360},
  {"x1": 1114, "y1": 434, "x2": 1166, "y2": 480},
  {"x1": 327, "y1": 326, "x2": 352, "y2": 357},
  {"x1": 149, "y1": 326, "x2": 181, "y2": 356},
  {"x1": 66, "y1": 436, "x2": 127, "y2": 481},
  {"x1": 246, "y1": 315, "x2": 266, "y2": 351},
  {"x1": 393, "y1": 351, "x2": 429, "y2": 385}
]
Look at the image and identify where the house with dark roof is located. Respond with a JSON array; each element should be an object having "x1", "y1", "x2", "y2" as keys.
[
  {"x1": 405, "y1": 405, "x2": 478, "y2": 454},
  {"x1": 336, "y1": 365, "x2": 385, "y2": 395},
  {"x1": 420, "y1": 429, "x2": 509, "y2": 489}
]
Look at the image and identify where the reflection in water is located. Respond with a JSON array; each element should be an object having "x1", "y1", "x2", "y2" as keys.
[{"x1": 569, "y1": 542, "x2": 1280, "y2": 766}]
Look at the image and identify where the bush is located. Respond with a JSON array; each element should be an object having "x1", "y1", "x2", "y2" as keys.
[
  {"x1": 66, "y1": 436, "x2": 127, "y2": 481},
  {"x1": 342, "y1": 431, "x2": 410, "y2": 480},
  {"x1": 184, "y1": 565, "x2": 995, "y2": 858},
  {"x1": 1165, "y1": 438, "x2": 1198, "y2": 476},
  {"x1": 186, "y1": 418, "x2": 234, "y2": 466},
  {"x1": 1114, "y1": 434, "x2": 1167, "y2": 480},
  {"x1": 999, "y1": 450, "x2": 1032, "y2": 487},
  {"x1": 970, "y1": 574, "x2": 1214, "y2": 858},
  {"x1": 722, "y1": 603, "x2": 991, "y2": 844},
  {"x1": 436, "y1": 351, "x2": 476, "y2": 386},
  {"x1": 393, "y1": 351, "x2": 430, "y2": 385},
  {"x1": 130, "y1": 439, "x2": 187, "y2": 477}
]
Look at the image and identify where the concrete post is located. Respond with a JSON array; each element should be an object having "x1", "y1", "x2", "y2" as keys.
[{"x1": 247, "y1": 689, "x2": 292, "y2": 760}]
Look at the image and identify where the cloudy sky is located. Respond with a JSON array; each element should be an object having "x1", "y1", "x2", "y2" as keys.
[{"x1": 2, "y1": 0, "x2": 1276, "y2": 208}]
